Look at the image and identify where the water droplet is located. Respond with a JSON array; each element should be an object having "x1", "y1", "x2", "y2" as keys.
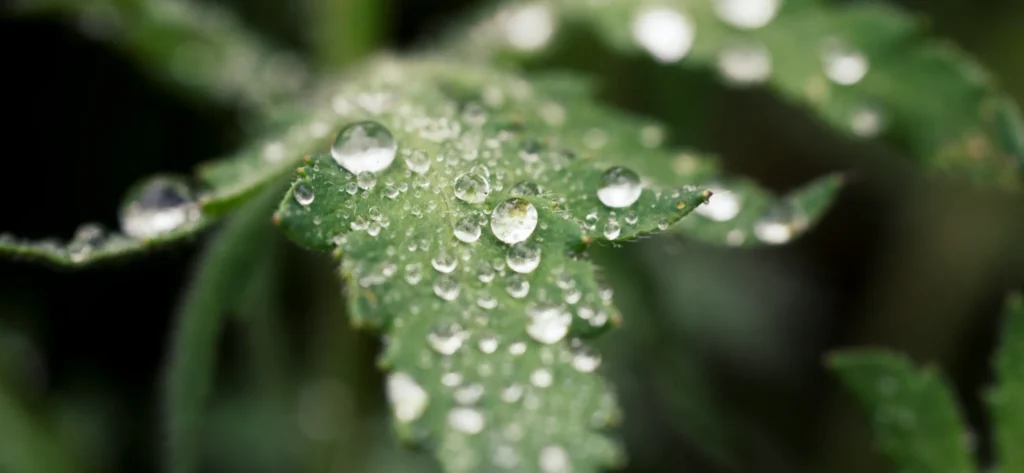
[
  {"x1": 432, "y1": 250, "x2": 458, "y2": 273},
  {"x1": 506, "y1": 242, "x2": 541, "y2": 273},
  {"x1": 454, "y1": 172, "x2": 491, "y2": 204},
  {"x1": 717, "y1": 44, "x2": 772, "y2": 86},
  {"x1": 478, "y1": 264, "x2": 496, "y2": 283},
  {"x1": 454, "y1": 383, "x2": 485, "y2": 405},
  {"x1": 442, "y1": 372, "x2": 463, "y2": 387},
  {"x1": 405, "y1": 149, "x2": 431, "y2": 175},
  {"x1": 851, "y1": 104, "x2": 884, "y2": 138},
  {"x1": 357, "y1": 171, "x2": 377, "y2": 190},
  {"x1": 478, "y1": 335, "x2": 499, "y2": 354},
  {"x1": 632, "y1": 6, "x2": 695, "y2": 63},
  {"x1": 695, "y1": 188, "x2": 741, "y2": 221},
  {"x1": 119, "y1": 176, "x2": 198, "y2": 239},
  {"x1": 506, "y1": 274, "x2": 531, "y2": 299},
  {"x1": 477, "y1": 293, "x2": 498, "y2": 310},
  {"x1": 68, "y1": 223, "x2": 104, "y2": 262},
  {"x1": 538, "y1": 445, "x2": 571, "y2": 473},
  {"x1": 404, "y1": 263, "x2": 422, "y2": 284},
  {"x1": 434, "y1": 275, "x2": 461, "y2": 301},
  {"x1": 427, "y1": 322, "x2": 466, "y2": 355},
  {"x1": 530, "y1": 368, "x2": 553, "y2": 388},
  {"x1": 448, "y1": 407, "x2": 485, "y2": 434},
  {"x1": 331, "y1": 121, "x2": 397, "y2": 174},
  {"x1": 504, "y1": 3, "x2": 556, "y2": 52},
  {"x1": 712, "y1": 0, "x2": 781, "y2": 30},
  {"x1": 491, "y1": 198, "x2": 539, "y2": 244},
  {"x1": 294, "y1": 184, "x2": 315, "y2": 206},
  {"x1": 493, "y1": 444, "x2": 521, "y2": 468},
  {"x1": 625, "y1": 210, "x2": 639, "y2": 225},
  {"x1": 509, "y1": 342, "x2": 527, "y2": 356},
  {"x1": 501, "y1": 383, "x2": 524, "y2": 403},
  {"x1": 510, "y1": 181, "x2": 541, "y2": 196},
  {"x1": 386, "y1": 372, "x2": 429, "y2": 423},
  {"x1": 454, "y1": 217, "x2": 482, "y2": 243},
  {"x1": 570, "y1": 344, "x2": 602, "y2": 372},
  {"x1": 753, "y1": 201, "x2": 808, "y2": 244},
  {"x1": 597, "y1": 167, "x2": 643, "y2": 208},
  {"x1": 603, "y1": 221, "x2": 621, "y2": 240},
  {"x1": 526, "y1": 303, "x2": 571, "y2": 344},
  {"x1": 519, "y1": 139, "x2": 542, "y2": 163},
  {"x1": 822, "y1": 39, "x2": 869, "y2": 86}
]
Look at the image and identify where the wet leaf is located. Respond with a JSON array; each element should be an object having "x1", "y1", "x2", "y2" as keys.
[{"x1": 990, "y1": 293, "x2": 1024, "y2": 473}]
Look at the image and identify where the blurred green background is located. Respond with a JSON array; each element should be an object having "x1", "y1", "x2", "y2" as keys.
[{"x1": 1, "y1": 0, "x2": 1023, "y2": 472}]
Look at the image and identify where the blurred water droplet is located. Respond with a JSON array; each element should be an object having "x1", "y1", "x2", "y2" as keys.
[
  {"x1": 712, "y1": 0, "x2": 781, "y2": 29},
  {"x1": 526, "y1": 303, "x2": 571, "y2": 344},
  {"x1": 632, "y1": 6, "x2": 695, "y2": 63},
  {"x1": 506, "y1": 274, "x2": 531, "y2": 298},
  {"x1": 434, "y1": 275, "x2": 461, "y2": 301},
  {"x1": 504, "y1": 3, "x2": 556, "y2": 51},
  {"x1": 432, "y1": 250, "x2": 458, "y2": 273},
  {"x1": 478, "y1": 335, "x2": 500, "y2": 354},
  {"x1": 119, "y1": 176, "x2": 198, "y2": 239},
  {"x1": 386, "y1": 372, "x2": 429, "y2": 422},
  {"x1": 597, "y1": 167, "x2": 643, "y2": 208},
  {"x1": 331, "y1": 121, "x2": 397, "y2": 174},
  {"x1": 454, "y1": 217, "x2": 482, "y2": 243},
  {"x1": 530, "y1": 368, "x2": 553, "y2": 388},
  {"x1": 491, "y1": 198, "x2": 539, "y2": 244},
  {"x1": 448, "y1": 407, "x2": 485, "y2": 434},
  {"x1": 717, "y1": 44, "x2": 772, "y2": 86},
  {"x1": 68, "y1": 223, "x2": 105, "y2": 262},
  {"x1": 539, "y1": 445, "x2": 571, "y2": 473},
  {"x1": 570, "y1": 344, "x2": 602, "y2": 373},
  {"x1": 851, "y1": 104, "x2": 884, "y2": 138},
  {"x1": 427, "y1": 322, "x2": 466, "y2": 355},
  {"x1": 822, "y1": 39, "x2": 869, "y2": 86},
  {"x1": 455, "y1": 172, "x2": 491, "y2": 204},
  {"x1": 506, "y1": 242, "x2": 541, "y2": 273},
  {"x1": 753, "y1": 201, "x2": 808, "y2": 244},
  {"x1": 695, "y1": 188, "x2": 741, "y2": 221}
]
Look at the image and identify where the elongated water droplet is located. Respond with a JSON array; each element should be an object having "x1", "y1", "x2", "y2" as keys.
[
  {"x1": 597, "y1": 167, "x2": 643, "y2": 208},
  {"x1": 506, "y1": 242, "x2": 541, "y2": 273},
  {"x1": 119, "y1": 176, "x2": 198, "y2": 239},
  {"x1": 448, "y1": 407, "x2": 485, "y2": 434},
  {"x1": 386, "y1": 372, "x2": 429, "y2": 423},
  {"x1": 427, "y1": 322, "x2": 466, "y2": 355},
  {"x1": 294, "y1": 184, "x2": 315, "y2": 206},
  {"x1": 491, "y1": 198, "x2": 539, "y2": 244},
  {"x1": 526, "y1": 303, "x2": 571, "y2": 344},
  {"x1": 632, "y1": 6, "x2": 695, "y2": 63},
  {"x1": 454, "y1": 172, "x2": 491, "y2": 204},
  {"x1": 712, "y1": 0, "x2": 781, "y2": 30},
  {"x1": 331, "y1": 121, "x2": 397, "y2": 174}
]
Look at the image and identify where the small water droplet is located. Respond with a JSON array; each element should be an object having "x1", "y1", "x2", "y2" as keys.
[
  {"x1": 68, "y1": 223, "x2": 105, "y2": 262},
  {"x1": 510, "y1": 181, "x2": 541, "y2": 196},
  {"x1": 538, "y1": 445, "x2": 571, "y2": 473},
  {"x1": 753, "y1": 201, "x2": 809, "y2": 245},
  {"x1": 501, "y1": 383, "x2": 524, "y2": 403},
  {"x1": 432, "y1": 250, "x2": 458, "y2": 273},
  {"x1": 530, "y1": 368, "x2": 553, "y2": 388},
  {"x1": 851, "y1": 104, "x2": 884, "y2": 138},
  {"x1": 509, "y1": 342, "x2": 527, "y2": 356},
  {"x1": 491, "y1": 198, "x2": 539, "y2": 244},
  {"x1": 478, "y1": 335, "x2": 499, "y2": 354},
  {"x1": 454, "y1": 383, "x2": 485, "y2": 405},
  {"x1": 448, "y1": 407, "x2": 485, "y2": 434},
  {"x1": 454, "y1": 172, "x2": 491, "y2": 204},
  {"x1": 404, "y1": 263, "x2": 422, "y2": 284},
  {"x1": 477, "y1": 293, "x2": 498, "y2": 310},
  {"x1": 597, "y1": 167, "x2": 643, "y2": 208},
  {"x1": 506, "y1": 242, "x2": 541, "y2": 273},
  {"x1": 119, "y1": 176, "x2": 198, "y2": 239},
  {"x1": 570, "y1": 343, "x2": 602, "y2": 372},
  {"x1": 822, "y1": 39, "x2": 869, "y2": 86},
  {"x1": 357, "y1": 171, "x2": 377, "y2": 190},
  {"x1": 386, "y1": 372, "x2": 429, "y2": 423},
  {"x1": 632, "y1": 6, "x2": 695, "y2": 63},
  {"x1": 427, "y1": 322, "x2": 466, "y2": 355},
  {"x1": 506, "y1": 274, "x2": 530, "y2": 299},
  {"x1": 454, "y1": 217, "x2": 482, "y2": 243},
  {"x1": 717, "y1": 43, "x2": 772, "y2": 86},
  {"x1": 331, "y1": 121, "x2": 397, "y2": 174},
  {"x1": 712, "y1": 0, "x2": 781, "y2": 30},
  {"x1": 493, "y1": 444, "x2": 521, "y2": 469},
  {"x1": 526, "y1": 303, "x2": 571, "y2": 344},
  {"x1": 603, "y1": 221, "x2": 621, "y2": 240},
  {"x1": 434, "y1": 275, "x2": 461, "y2": 301},
  {"x1": 478, "y1": 263, "x2": 496, "y2": 283},
  {"x1": 405, "y1": 149, "x2": 431, "y2": 175},
  {"x1": 294, "y1": 184, "x2": 315, "y2": 206},
  {"x1": 442, "y1": 372, "x2": 463, "y2": 387}
]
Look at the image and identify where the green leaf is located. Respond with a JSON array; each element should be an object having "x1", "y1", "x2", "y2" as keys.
[
  {"x1": 457, "y1": 0, "x2": 1023, "y2": 187},
  {"x1": 274, "y1": 57, "x2": 711, "y2": 473},
  {"x1": 827, "y1": 350, "x2": 977, "y2": 473},
  {"x1": 990, "y1": 293, "x2": 1024, "y2": 473},
  {"x1": 13, "y1": 0, "x2": 306, "y2": 110},
  {"x1": 163, "y1": 182, "x2": 286, "y2": 473}
]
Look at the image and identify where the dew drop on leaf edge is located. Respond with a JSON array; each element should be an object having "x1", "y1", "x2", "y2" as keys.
[{"x1": 119, "y1": 175, "x2": 198, "y2": 239}]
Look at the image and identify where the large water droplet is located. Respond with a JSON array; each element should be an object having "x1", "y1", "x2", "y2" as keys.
[
  {"x1": 448, "y1": 407, "x2": 485, "y2": 434},
  {"x1": 294, "y1": 183, "x2": 315, "y2": 206},
  {"x1": 753, "y1": 201, "x2": 808, "y2": 244},
  {"x1": 454, "y1": 172, "x2": 491, "y2": 204},
  {"x1": 695, "y1": 188, "x2": 741, "y2": 221},
  {"x1": 504, "y1": 3, "x2": 556, "y2": 52},
  {"x1": 632, "y1": 6, "x2": 695, "y2": 63},
  {"x1": 597, "y1": 167, "x2": 643, "y2": 208},
  {"x1": 434, "y1": 275, "x2": 461, "y2": 301},
  {"x1": 822, "y1": 39, "x2": 869, "y2": 86},
  {"x1": 717, "y1": 44, "x2": 772, "y2": 86},
  {"x1": 506, "y1": 242, "x2": 541, "y2": 274},
  {"x1": 386, "y1": 372, "x2": 429, "y2": 423},
  {"x1": 427, "y1": 322, "x2": 466, "y2": 355},
  {"x1": 331, "y1": 121, "x2": 397, "y2": 174},
  {"x1": 119, "y1": 176, "x2": 198, "y2": 239},
  {"x1": 712, "y1": 0, "x2": 781, "y2": 30},
  {"x1": 491, "y1": 198, "x2": 539, "y2": 244},
  {"x1": 538, "y1": 445, "x2": 571, "y2": 473},
  {"x1": 526, "y1": 303, "x2": 571, "y2": 344}
]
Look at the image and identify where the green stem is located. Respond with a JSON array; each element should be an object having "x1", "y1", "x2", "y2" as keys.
[{"x1": 308, "y1": 0, "x2": 387, "y2": 71}]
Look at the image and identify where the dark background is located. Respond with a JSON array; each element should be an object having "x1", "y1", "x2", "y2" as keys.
[{"x1": 1, "y1": 1, "x2": 1023, "y2": 472}]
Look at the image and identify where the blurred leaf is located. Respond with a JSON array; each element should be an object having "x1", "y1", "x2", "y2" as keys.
[
  {"x1": 13, "y1": 0, "x2": 306, "y2": 110},
  {"x1": 828, "y1": 350, "x2": 977, "y2": 473},
  {"x1": 0, "y1": 384, "x2": 76, "y2": 473},
  {"x1": 163, "y1": 182, "x2": 287, "y2": 473},
  {"x1": 457, "y1": 0, "x2": 1023, "y2": 187},
  {"x1": 990, "y1": 293, "x2": 1024, "y2": 473}
]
